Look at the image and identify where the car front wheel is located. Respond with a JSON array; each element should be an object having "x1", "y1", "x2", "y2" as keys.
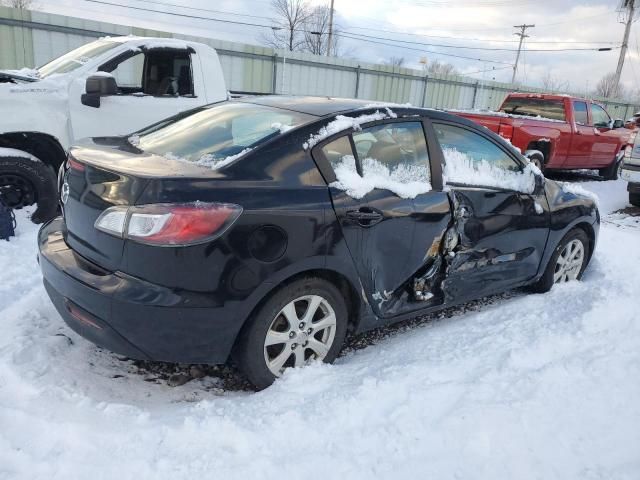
[
  {"x1": 529, "y1": 228, "x2": 590, "y2": 293},
  {"x1": 233, "y1": 277, "x2": 348, "y2": 390}
]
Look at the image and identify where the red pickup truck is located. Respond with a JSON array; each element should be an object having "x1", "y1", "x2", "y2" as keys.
[{"x1": 452, "y1": 93, "x2": 634, "y2": 179}]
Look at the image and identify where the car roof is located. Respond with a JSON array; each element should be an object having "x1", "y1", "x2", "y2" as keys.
[{"x1": 237, "y1": 95, "x2": 385, "y2": 117}]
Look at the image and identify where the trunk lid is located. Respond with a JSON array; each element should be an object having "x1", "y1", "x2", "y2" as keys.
[{"x1": 63, "y1": 138, "x2": 220, "y2": 271}]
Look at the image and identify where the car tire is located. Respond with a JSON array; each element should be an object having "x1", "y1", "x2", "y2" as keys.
[
  {"x1": 0, "y1": 154, "x2": 58, "y2": 224},
  {"x1": 630, "y1": 192, "x2": 640, "y2": 207},
  {"x1": 526, "y1": 151, "x2": 545, "y2": 173},
  {"x1": 233, "y1": 277, "x2": 349, "y2": 390},
  {"x1": 529, "y1": 228, "x2": 590, "y2": 294},
  {"x1": 599, "y1": 154, "x2": 623, "y2": 180}
]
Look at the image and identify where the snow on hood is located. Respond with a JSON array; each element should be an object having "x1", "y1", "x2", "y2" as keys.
[
  {"x1": 0, "y1": 68, "x2": 40, "y2": 83},
  {"x1": 559, "y1": 182, "x2": 600, "y2": 207}
]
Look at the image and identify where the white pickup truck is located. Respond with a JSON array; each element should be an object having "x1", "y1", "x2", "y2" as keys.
[{"x1": 0, "y1": 36, "x2": 228, "y2": 222}]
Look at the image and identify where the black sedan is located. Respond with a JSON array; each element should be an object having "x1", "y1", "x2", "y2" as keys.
[{"x1": 38, "y1": 96, "x2": 599, "y2": 389}]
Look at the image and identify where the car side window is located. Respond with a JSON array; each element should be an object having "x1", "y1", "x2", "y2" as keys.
[
  {"x1": 591, "y1": 104, "x2": 611, "y2": 128},
  {"x1": 434, "y1": 123, "x2": 521, "y2": 173},
  {"x1": 352, "y1": 122, "x2": 431, "y2": 184},
  {"x1": 101, "y1": 49, "x2": 194, "y2": 97},
  {"x1": 573, "y1": 101, "x2": 589, "y2": 126},
  {"x1": 107, "y1": 53, "x2": 144, "y2": 94},
  {"x1": 144, "y1": 50, "x2": 194, "y2": 96},
  {"x1": 320, "y1": 135, "x2": 356, "y2": 172}
]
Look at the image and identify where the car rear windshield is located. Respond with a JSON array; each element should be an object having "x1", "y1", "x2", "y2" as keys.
[
  {"x1": 499, "y1": 98, "x2": 566, "y2": 121},
  {"x1": 38, "y1": 40, "x2": 120, "y2": 78},
  {"x1": 133, "y1": 103, "x2": 314, "y2": 164}
]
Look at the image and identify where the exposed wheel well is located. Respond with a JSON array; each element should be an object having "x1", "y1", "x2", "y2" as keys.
[
  {"x1": 231, "y1": 268, "x2": 362, "y2": 355},
  {"x1": 525, "y1": 140, "x2": 551, "y2": 164},
  {"x1": 0, "y1": 132, "x2": 66, "y2": 171}
]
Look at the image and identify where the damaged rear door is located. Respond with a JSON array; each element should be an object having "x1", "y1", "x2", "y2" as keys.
[
  {"x1": 431, "y1": 122, "x2": 550, "y2": 302},
  {"x1": 314, "y1": 119, "x2": 452, "y2": 318}
]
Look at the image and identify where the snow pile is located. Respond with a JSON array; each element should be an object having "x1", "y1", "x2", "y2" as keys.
[
  {"x1": 330, "y1": 155, "x2": 431, "y2": 199},
  {"x1": 559, "y1": 182, "x2": 600, "y2": 207},
  {"x1": 271, "y1": 122, "x2": 294, "y2": 133},
  {"x1": 443, "y1": 147, "x2": 538, "y2": 193},
  {"x1": 303, "y1": 111, "x2": 394, "y2": 149},
  {"x1": 363, "y1": 102, "x2": 412, "y2": 110},
  {"x1": 0, "y1": 147, "x2": 40, "y2": 162},
  {"x1": 128, "y1": 134, "x2": 140, "y2": 147},
  {"x1": 605, "y1": 212, "x2": 640, "y2": 229}
]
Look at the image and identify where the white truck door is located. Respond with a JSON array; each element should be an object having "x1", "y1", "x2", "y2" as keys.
[{"x1": 69, "y1": 47, "x2": 205, "y2": 141}]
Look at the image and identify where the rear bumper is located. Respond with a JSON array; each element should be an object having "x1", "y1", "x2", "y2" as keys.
[{"x1": 38, "y1": 218, "x2": 241, "y2": 364}]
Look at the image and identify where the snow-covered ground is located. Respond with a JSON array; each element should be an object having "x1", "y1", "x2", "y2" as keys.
[{"x1": 1, "y1": 179, "x2": 639, "y2": 480}]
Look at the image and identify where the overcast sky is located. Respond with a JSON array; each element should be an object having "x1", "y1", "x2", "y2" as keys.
[{"x1": 34, "y1": 0, "x2": 639, "y2": 92}]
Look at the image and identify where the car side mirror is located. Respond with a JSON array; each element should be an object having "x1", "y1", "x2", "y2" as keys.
[
  {"x1": 81, "y1": 74, "x2": 117, "y2": 108},
  {"x1": 612, "y1": 119, "x2": 625, "y2": 129}
]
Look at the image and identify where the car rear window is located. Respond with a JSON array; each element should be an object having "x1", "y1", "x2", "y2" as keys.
[
  {"x1": 134, "y1": 102, "x2": 314, "y2": 164},
  {"x1": 499, "y1": 98, "x2": 566, "y2": 121}
]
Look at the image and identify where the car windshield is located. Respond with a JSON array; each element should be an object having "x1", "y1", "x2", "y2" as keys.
[
  {"x1": 134, "y1": 102, "x2": 314, "y2": 163},
  {"x1": 38, "y1": 40, "x2": 121, "y2": 78},
  {"x1": 499, "y1": 98, "x2": 566, "y2": 121}
]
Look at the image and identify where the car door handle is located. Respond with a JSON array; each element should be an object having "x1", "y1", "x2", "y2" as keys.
[{"x1": 346, "y1": 208, "x2": 383, "y2": 226}]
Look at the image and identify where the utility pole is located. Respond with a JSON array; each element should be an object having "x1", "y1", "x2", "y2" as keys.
[
  {"x1": 613, "y1": 0, "x2": 636, "y2": 96},
  {"x1": 511, "y1": 24, "x2": 534, "y2": 84},
  {"x1": 326, "y1": 0, "x2": 335, "y2": 57}
]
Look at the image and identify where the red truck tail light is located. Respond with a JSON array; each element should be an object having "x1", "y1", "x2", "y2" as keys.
[
  {"x1": 498, "y1": 123, "x2": 514, "y2": 141},
  {"x1": 95, "y1": 202, "x2": 242, "y2": 246}
]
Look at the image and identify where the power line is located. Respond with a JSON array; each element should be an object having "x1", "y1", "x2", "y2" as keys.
[
  {"x1": 82, "y1": 0, "x2": 512, "y2": 65},
  {"x1": 344, "y1": 25, "x2": 619, "y2": 44},
  {"x1": 336, "y1": 33, "x2": 513, "y2": 64},
  {"x1": 343, "y1": 30, "x2": 618, "y2": 52}
]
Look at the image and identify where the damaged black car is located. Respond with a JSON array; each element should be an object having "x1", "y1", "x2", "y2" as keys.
[{"x1": 38, "y1": 96, "x2": 599, "y2": 389}]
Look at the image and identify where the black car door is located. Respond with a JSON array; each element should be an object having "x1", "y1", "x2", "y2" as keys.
[
  {"x1": 313, "y1": 119, "x2": 452, "y2": 319},
  {"x1": 430, "y1": 121, "x2": 550, "y2": 302}
]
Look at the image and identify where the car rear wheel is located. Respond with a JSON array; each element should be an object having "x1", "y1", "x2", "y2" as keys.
[
  {"x1": 233, "y1": 277, "x2": 348, "y2": 390},
  {"x1": 630, "y1": 192, "x2": 640, "y2": 207},
  {"x1": 529, "y1": 228, "x2": 590, "y2": 293}
]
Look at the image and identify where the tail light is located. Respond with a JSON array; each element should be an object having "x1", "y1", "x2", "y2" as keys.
[
  {"x1": 95, "y1": 202, "x2": 242, "y2": 246},
  {"x1": 66, "y1": 157, "x2": 85, "y2": 172},
  {"x1": 498, "y1": 123, "x2": 514, "y2": 140}
]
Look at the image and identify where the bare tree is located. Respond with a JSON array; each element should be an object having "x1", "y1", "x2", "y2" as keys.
[
  {"x1": 541, "y1": 72, "x2": 569, "y2": 93},
  {"x1": 261, "y1": 0, "x2": 311, "y2": 52},
  {"x1": 302, "y1": 5, "x2": 340, "y2": 56},
  {"x1": 424, "y1": 59, "x2": 457, "y2": 76},
  {"x1": 595, "y1": 72, "x2": 626, "y2": 98},
  {"x1": 2, "y1": 0, "x2": 37, "y2": 8},
  {"x1": 385, "y1": 56, "x2": 405, "y2": 67}
]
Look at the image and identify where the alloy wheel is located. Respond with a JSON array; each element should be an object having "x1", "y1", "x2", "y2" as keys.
[
  {"x1": 263, "y1": 294, "x2": 337, "y2": 376},
  {"x1": 553, "y1": 239, "x2": 585, "y2": 283}
]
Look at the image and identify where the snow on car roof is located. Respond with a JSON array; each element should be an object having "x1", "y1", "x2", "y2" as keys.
[{"x1": 100, "y1": 36, "x2": 199, "y2": 49}]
